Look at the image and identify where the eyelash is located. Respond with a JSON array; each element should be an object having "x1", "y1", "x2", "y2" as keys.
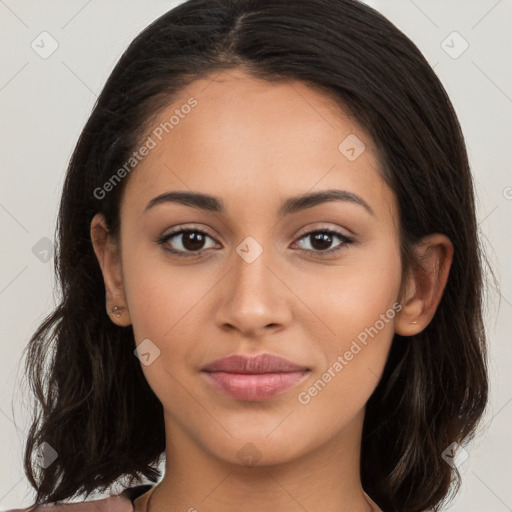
[{"x1": 156, "y1": 226, "x2": 354, "y2": 259}]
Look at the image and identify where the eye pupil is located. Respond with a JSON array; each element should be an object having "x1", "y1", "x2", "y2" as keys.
[
  {"x1": 311, "y1": 232, "x2": 333, "y2": 250},
  {"x1": 183, "y1": 232, "x2": 205, "y2": 251}
]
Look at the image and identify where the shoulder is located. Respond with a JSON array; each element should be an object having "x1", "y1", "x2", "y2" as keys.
[
  {"x1": 5, "y1": 484, "x2": 155, "y2": 512},
  {"x1": 4, "y1": 490, "x2": 136, "y2": 512}
]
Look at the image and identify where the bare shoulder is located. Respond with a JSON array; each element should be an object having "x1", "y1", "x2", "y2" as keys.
[{"x1": 4, "y1": 493, "x2": 133, "y2": 512}]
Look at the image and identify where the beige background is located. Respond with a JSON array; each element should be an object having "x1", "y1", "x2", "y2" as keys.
[{"x1": 1, "y1": 0, "x2": 511, "y2": 510}]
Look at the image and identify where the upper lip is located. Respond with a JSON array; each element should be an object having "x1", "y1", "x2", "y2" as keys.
[{"x1": 201, "y1": 353, "x2": 310, "y2": 374}]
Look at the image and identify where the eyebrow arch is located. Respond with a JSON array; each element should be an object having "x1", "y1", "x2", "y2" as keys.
[{"x1": 144, "y1": 189, "x2": 374, "y2": 217}]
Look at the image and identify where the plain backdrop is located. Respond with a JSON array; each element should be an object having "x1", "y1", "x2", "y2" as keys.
[{"x1": 0, "y1": 0, "x2": 511, "y2": 510}]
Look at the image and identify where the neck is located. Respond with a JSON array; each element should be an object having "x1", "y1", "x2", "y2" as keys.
[{"x1": 147, "y1": 408, "x2": 377, "y2": 512}]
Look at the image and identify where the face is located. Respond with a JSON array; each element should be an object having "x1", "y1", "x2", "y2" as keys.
[{"x1": 96, "y1": 69, "x2": 404, "y2": 467}]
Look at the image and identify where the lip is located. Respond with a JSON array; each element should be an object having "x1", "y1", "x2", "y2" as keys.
[
  {"x1": 202, "y1": 353, "x2": 309, "y2": 373},
  {"x1": 201, "y1": 353, "x2": 311, "y2": 401}
]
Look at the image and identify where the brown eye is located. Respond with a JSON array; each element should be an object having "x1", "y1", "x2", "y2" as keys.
[
  {"x1": 180, "y1": 231, "x2": 207, "y2": 251},
  {"x1": 309, "y1": 232, "x2": 335, "y2": 251},
  {"x1": 157, "y1": 228, "x2": 217, "y2": 257},
  {"x1": 295, "y1": 229, "x2": 353, "y2": 257}
]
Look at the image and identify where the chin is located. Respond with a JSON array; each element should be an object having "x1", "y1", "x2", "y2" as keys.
[{"x1": 206, "y1": 430, "x2": 312, "y2": 468}]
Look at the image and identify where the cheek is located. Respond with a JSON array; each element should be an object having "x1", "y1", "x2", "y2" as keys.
[
  {"x1": 299, "y1": 238, "x2": 402, "y2": 344},
  {"x1": 295, "y1": 240, "x2": 401, "y2": 401},
  {"x1": 285, "y1": 290, "x2": 400, "y2": 462},
  {"x1": 120, "y1": 241, "x2": 226, "y2": 393},
  {"x1": 121, "y1": 235, "x2": 213, "y2": 340}
]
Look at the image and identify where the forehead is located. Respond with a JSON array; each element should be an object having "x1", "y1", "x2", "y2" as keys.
[{"x1": 121, "y1": 68, "x2": 394, "y2": 221}]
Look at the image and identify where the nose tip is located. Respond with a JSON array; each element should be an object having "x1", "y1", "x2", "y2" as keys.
[{"x1": 214, "y1": 249, "x2": 292, "y2": 337}]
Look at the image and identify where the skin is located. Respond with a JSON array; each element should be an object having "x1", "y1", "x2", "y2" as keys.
[{"x1": 91, "y1": 68, "x2": 453, "y2": 512}]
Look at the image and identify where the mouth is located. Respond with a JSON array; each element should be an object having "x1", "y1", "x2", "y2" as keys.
[{"x1": 201, "y1": 353, "x2": 311, "y2": 401}]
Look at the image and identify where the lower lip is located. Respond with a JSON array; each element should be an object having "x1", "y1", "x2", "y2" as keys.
[{"x1": 202, "y1": 371, "x2": 310, "y2": 401}]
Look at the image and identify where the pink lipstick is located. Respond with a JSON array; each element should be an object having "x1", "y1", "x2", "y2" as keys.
[{"x1": 201, "y1": 353, "x2": 310, "y2": 401}]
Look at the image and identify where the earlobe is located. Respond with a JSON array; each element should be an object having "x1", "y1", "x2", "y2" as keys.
[
  {"x1": 90, "y1": 213, "x2": 132, "y2": 327},
  {"x1": 395, "y1": 234, "x2": 453, "y2": 336}
]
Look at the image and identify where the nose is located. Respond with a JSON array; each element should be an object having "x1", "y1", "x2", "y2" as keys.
[{"x1": 214, "y1": 245, "x2": 293, "y2": 338}]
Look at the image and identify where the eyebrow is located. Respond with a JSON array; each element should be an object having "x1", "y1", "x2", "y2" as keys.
[{"x1": 144, "y1": 189, "x2": 375, "y2": 217}]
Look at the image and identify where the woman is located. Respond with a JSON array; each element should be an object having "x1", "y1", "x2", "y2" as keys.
[{"x1": 9, "y1": 0, "x2": 489, "y2": 511}]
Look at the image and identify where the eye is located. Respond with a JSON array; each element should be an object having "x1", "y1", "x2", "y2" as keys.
[
  {"x1": 156, "y1": 226, "x2": 354, "y2": 259},
  {"x1": 157, "y1": 227, "x2": 217, "y2": 258},
  {"x1": 293, "y1": 229, "x2": 353, "y2": 258}
]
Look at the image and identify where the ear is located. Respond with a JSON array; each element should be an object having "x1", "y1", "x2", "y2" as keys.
[
  {"x1": 395, "y1": 233, "x2": 453, "y2": 336},
  {"x1": 90, "y1": 213, "x2": 132, "y2": 327}
]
